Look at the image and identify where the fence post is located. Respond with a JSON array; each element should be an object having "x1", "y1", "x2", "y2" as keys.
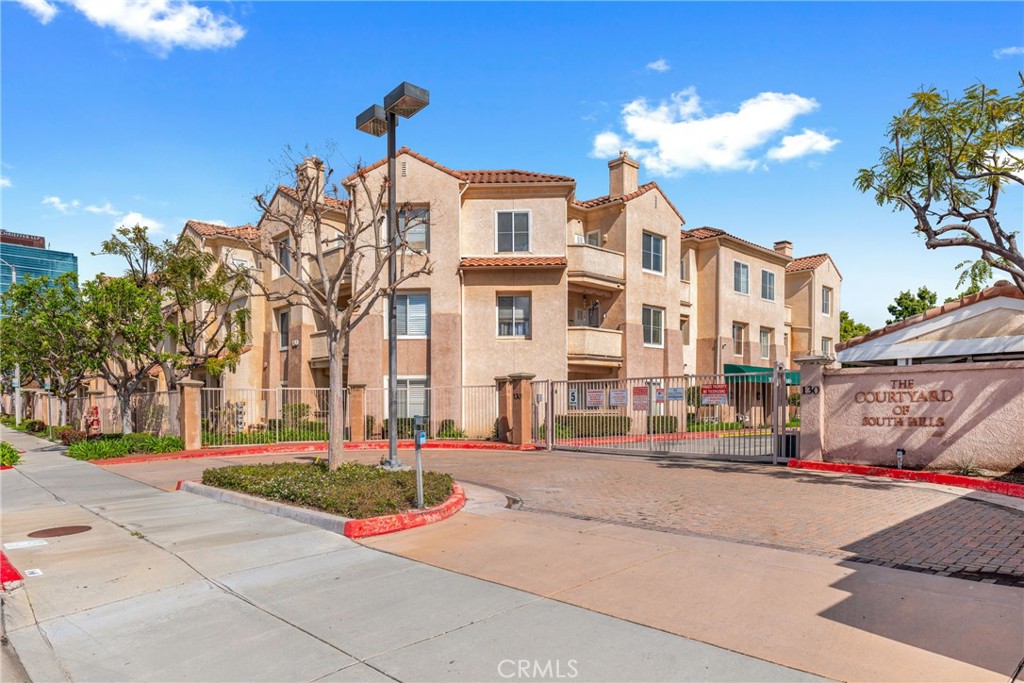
[
  {"x1": 508, "y1": 373, "x2": 535, "y2": 447},
  {"x1": 795, "y1": 356, "x2": 829, "y2": 462},
  {"x1": 495, "y1": 376, "x2": 511, "y2": 442},
  {"x1": 179, "y1": 380, "x2": 204, "y2": 451},
  {"x1": 349, "y1": 384, "x2": 366, "y2": 443}
]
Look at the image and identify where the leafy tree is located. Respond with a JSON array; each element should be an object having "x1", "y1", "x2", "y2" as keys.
[
  {"x1": 944, "y1": 259, "x2": 993, "y2": 302},
  {"x1": 0, "y1": 274, "x2": 90, "y2": 425},
  {"x1": 886, "y1": 286, "x2": 938, "y2": 325},
  {"x1": 244, "y1": 153, "x2": 432, "y2": 470},
  {"x1": 97, "y1": 225, "x2": 251, "y2": 389},
  {"x1": 855, "y1": 77, "x2": 1024, "y2": 293},
  {"x1": 839, "y1": 310, "x2": 872, "y2": 341}
]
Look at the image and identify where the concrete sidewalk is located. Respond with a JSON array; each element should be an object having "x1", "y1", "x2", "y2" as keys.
[{"x1": 1, "y1": 428, "x2": 821, "y2": 682}]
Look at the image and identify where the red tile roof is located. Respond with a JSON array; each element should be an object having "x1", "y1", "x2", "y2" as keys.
[
  {"x1": 344, "y1": 147, "x2": 574, "y2": 186},
  {"x1": 276, "y1": 185, "x2": 350, "y2": 211},
  {"x1": 786, "y1": 254, "x2": 831, "y2": 273},
  {"x1": 460, "y1": 256, "x2": 568, "y2": 269},
  {"x1": 836, "y1": 281, "x2": 1024, "y2": 352},
  {"x1": 573, "y1": 182, "x2": 685, "y2": 223},
  {"x1": 185, "y1": 220, "x2": 259, "y2": 241},
  {"x1": 681, "y1": 226, "x2": 789, "y2": 261}
]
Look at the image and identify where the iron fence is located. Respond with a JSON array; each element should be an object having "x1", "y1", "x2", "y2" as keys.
[
  {"x1": 200, "y1": 387, "x2": 347, "y2": 447},
  {"x1": 362, "y1": 385, "x2": 498, "y2": 441}
]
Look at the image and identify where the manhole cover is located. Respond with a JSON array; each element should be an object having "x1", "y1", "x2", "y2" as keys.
[{"x1": 27, "y1": 525, "x2": 92, "y2": 538}]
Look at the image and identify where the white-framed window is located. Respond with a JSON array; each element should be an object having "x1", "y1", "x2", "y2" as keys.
[
  {"x1": 497, "y1": 295, "x2": 531, "y2": 337},
  {"x1": 275, "y1": 237, "x2": 291, "y2": 276},
  {"x1": 642, "y1": 305, "x2": 664, "y2": 347},
  {"x1": 733, "y1": 261, "x2": 749, "y2": 295},
  {"x1": 760, "y1": 328, "x2": 772, "y2": 359},
  {"x1": 761, "y1": 269, "x2": 775, "y2": 301},
  {"x1": 680, "y1": 249, "x2": 690, "y2": 281},
  {"x1": 496, "y1": 211, "x2": 530, "y2": 253},
  {"x1": 399, "y1": 207, "x2": 429, "y2": 252},
  {"x1": 732, "y1": 323, "x2": 745, "y2": 356},
  {"x1": 278, "y1": 309, "x2": 290, "y2": 350},
  {"x1": 822, "y1": 337, "x2": 833, "y2": 356},
  {"x1": 585, "y1": 230, "x2": 601, "y2": 247},
  {"x1": 386, "y1": 377, "x2": 428, "y2": 419},
  {"x1": 680, "y1": 316, "x2": 690, "y2": 345},
  {"x1": 642, "y1": 232, "x2": 664, "y2": 274},
  {"x1": 822, "y1": 286, "x2": 833, "y2": 316},
  {"x1": 389, "y1": 293, "x2": 429, "y2": 338}
]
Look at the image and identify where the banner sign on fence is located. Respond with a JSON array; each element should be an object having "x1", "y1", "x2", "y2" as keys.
[
  {"x1": 568, "y1": 387, "x2": 580, "y2": 409},
  {"x1": 655, "y1": 388, "x2": 666, "y2": 404},
  {"x1": 609, "y1": 388, "x2": 628, "y2": 407},
  {"x1": 632, "y1": 386, "x2": 649, "y2": 411},
  {"x1": 666, "y1": 387, "x2": 685, "y2": 402},
  {"x1": 585, "y1": 389, "x2": 605, "y2": 408},
  {"x1": 701, "y1": 384, "x2": 728, "y2": 405}
]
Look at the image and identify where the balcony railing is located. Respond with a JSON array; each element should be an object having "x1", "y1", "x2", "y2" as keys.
[
  {"x1": 567, "y1": 244, "x2": 625, "y2": 290},
  {"x1": 567, "y1": 326, "x2": 623, "y2": 365}
]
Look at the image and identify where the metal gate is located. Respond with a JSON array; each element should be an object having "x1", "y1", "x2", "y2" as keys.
[{"x1": 548, "y1": 364, "x2": 799, "y2": 463}]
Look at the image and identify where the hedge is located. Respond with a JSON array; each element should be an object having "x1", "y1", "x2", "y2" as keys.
[
  {"x1": 554, "y1": 414, "x2": 631, "y2": 437},
  {"x1": 647, "y1": 415, "x2": 678, "y2": 434}
]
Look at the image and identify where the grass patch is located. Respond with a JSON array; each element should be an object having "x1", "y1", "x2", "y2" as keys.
[
  {"x1": 201, "y1": 461, "x2": 454, "y2": 519},
  {"x1": 1, "y1": 441, "x2": 20, "y2": 466},
  {"x1": 66, "y1": 433, "x2": 184, "y2": 461}
]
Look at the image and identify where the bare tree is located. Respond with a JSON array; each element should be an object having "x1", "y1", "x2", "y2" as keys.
[{"x1": 243, "y1": 154, "x2": 432, "y2": 469}]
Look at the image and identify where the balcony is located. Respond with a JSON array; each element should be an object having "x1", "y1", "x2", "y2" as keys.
[
  {"x1": 310, "y1": 331, "x2": 328, "y2": 366},
  {"x1": 567, "y1": 244, "x2": 625, "y2": 291},
  {"x1": 567, "y1": 326, "x2": 623, "y2": 367}
]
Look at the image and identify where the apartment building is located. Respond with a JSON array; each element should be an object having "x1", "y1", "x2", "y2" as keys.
[{"x1": 783, "y1": 252, "x2": 842, "y2": 362}]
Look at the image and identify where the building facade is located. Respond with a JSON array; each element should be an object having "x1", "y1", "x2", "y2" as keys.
[{"x1": 0, "y1": 230, "x2": 79, "y2": 297}]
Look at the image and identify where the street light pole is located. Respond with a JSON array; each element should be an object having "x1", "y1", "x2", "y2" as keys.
[{"x1": 356, "y1": 82, "x2": 430, "y2": 470}]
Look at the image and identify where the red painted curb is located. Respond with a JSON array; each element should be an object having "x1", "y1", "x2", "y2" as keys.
[
  {"x1": 1, "y1": 551, "x2": 23, "y2": 587},
  {"x1": 0, "y1": 465, "x2": 13, "y2": 471},
  {"x1": 94, "y1": 440, "x2": 534, "y2": 466},
  {"x1": 788, "y1": 460, "x2": 1024, "y2": 499},
  {"x1": 343, "y1": 483, "x2": 466, "y2": 539}
]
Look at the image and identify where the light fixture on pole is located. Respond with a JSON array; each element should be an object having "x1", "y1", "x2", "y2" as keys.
[
  {"x1": 356, "y1": 82, "x2": 429, "y2": 470},
  {"x1": 0, "y1": 258, "x2": 20, "y2": 426}
]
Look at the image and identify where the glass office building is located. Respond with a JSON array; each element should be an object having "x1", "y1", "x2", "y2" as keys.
[{"x1": 0, "y1": 230, "x2": 79, "y2": 297}]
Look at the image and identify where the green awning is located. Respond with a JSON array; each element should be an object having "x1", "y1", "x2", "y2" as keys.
[{"x1": 723, "y1": 364, "x2": 800, "y2": 385}]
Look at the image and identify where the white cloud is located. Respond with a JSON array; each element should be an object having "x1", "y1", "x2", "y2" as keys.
[
  {"x1": 117, "y1": 211, "x2": 163, "y2": 233},
  {"x1": 591, "y1": 87, "x2": 838, "y2": 174},
  {"x1": 84, "y1": 201, "x2": 120, "y2": 215},
  {"x1": 0, "y1": 177, "x2": 11, "y2": 188},
  {"x1": 42, "y1": 195, "x2": 79, "y2": 213},
  {"x1": 646, "y1": 58, "x2": 670, "y2": 73},
  {"x1": 15, "y1": 0, "x2": 59, "y2": 24},
  {"x1": 18, "y1": 0, "x2": 245, "y2": 55},
  {"x1": 766, "y1": 129, "x2": 840, "y2": 161},
  {"x1": 993, "y1": 46, "x2": 1024, "y2": 59}
]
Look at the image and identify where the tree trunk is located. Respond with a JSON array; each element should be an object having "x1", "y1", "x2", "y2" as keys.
[
  {"x1": 118, "y1": 389, "x2": 134, "y2": 434},
  {"x1": 326, "y1": 329, "x2": 345, "y2": 471}
]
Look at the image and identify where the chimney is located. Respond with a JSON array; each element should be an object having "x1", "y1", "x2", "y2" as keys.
[
  {"x1": 773, "y1": 240, "x2": 793, "y2": 258},
  {"x1": 296, "y1": 156, "x2": 325, "y2": 204},
  {"x1": 608, "y1": 150, "x2": 639, "y2": 197}
]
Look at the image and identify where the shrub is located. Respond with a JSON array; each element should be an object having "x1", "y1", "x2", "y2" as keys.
[
  {"x1": 537, "y1": 423, "x2": 572, "y2": 440},
  {"x1": 60, "y1": 429, "x2": 88, "y2": 446},
  {"x1": 949, "y1": 456, "x2": 982, "y2": 477},
  {"x1": 23, "y1": 419, "x2": 46, "y2": 433},
  {"x1": 201, "y1": 461, "x2": 454, "y2": 519},
  {"x1": 1, "y1": 441, "x2": 20, "y2": 466},
  {"x1": 0, "y1": 415, "x2": 16, "y2": 427},
  {"x1": 65, "y1": 433, "x2": 184, "y2": 460},
  {"x1": 554, "y1": 414, "x2": 631, "y2": 438},
  {"x1": 647, "y1": 415, "x2": 678, "y2": 434},
  {"x1": 436, "y1": 419, "x2": 466, "y2": 439},
  {"x1": 282, "y1": 402, "x2": 311, "y2": 423},
  {"x1": 686, "y1": 419, "x2": 744, "y2": 433},
  {"x1": 382, "y1": 417, "x2": 416, "y2": 439},
  {"x1": 364, "y1": 415, "x2": 376, "y2": 440},
  {"x1": 67, "y1": 438, "x2": 132, "y2": 460}
]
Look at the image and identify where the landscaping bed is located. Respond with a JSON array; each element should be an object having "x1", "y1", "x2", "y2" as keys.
[
  {"x1": 1, "y1": 442, "x2": 20, "y2": 467},
  {"x1": 201, "y1": 461, "x2": 454, "y2": 519},
  {"x1": 66, "y1": 433, "x2": 185, "y2": 460}
]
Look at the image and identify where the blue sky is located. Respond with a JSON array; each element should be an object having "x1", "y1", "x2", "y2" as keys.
[{"x1": 2, "y1": 1, "x2": 1022, "y2": 328}]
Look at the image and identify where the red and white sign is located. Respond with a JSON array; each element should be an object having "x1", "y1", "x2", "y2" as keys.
[
  {"x1": 632, "y1": 386, "x2": 649, "y2": 411},
  {"x1": 585, "y1": 389, "x2": 605, "y2": 408},
  {"x1": 701, "y1": 383, "x2": 728, "y2": 406}
]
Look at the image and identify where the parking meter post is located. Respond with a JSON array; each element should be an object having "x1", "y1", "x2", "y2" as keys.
[{"x1": 414, "y1": 415, "x2": 425, "y2": 509}]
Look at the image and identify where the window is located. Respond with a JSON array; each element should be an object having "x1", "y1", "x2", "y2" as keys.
[
  {"x1": 680, "y1": 316, "x2": 690, "y2": 345},
  {"x1": 822, "y1": 337, "x2": 833, "y2": 356},
  {"x1": 680, "y1": 250, "x2": 690, "y2": 281},
  {"x1": 497, "y1": 295, "x2": 531, "y2": 337},
  {"x1": 275, "y1": 237, "x2": 291, "y2": 276},
  {"x1": 733, "y1": 261, "x2": 749, "y2": 294},
  {"x1": 585, "y1": 230, "x2": 601, "y2": 247},
  {"x1": 760, "y1": 328, "x2": 772, "y2": 359},
  {"x1": 761, "y1": 270, "x2": 775, "y2": 301},
  {"x1": 391, "y1": 378, "x2": 427, "y2": 419},
  {"x1": 822, "y1": 286, "x2": 833, "y2": 316},
  {"x1": 278, "y1": 310, "x2": 290, "y2": 350},
  {"x1": 393, "y1": 293, "x2": 429, "y2": 337},
  {"x1": 496, "y1": 211, "x2": 530, "y2": 253},
  {"x1": 642, "y1": 232, "x2": 664, "y2": 274},
  {"x1": 732, "y1": 323, "x2": 745, "y2": 356},
  {"x1": 399, "y1": 208, "x2": 429, "y2": 252},
  {"x1": 642, "y1": 306, "x2": 664, "y2": 346}
]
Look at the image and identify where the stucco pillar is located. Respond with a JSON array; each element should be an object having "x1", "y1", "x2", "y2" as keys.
[
  {"x1": 795, "y1": 356, "x2": 830, "y2": 462},
  {"x1": 178, "y1": 379, "x2": 204, "y2": 451},
  {"x1": 508, "y1": 373, "x2": 536, "y2": 447},
  {"x1": 348, "y1": 384, "x2": 366, "y2": 443},
  {"x1": 495, "y1": 376, "x2": 511, "y2": 442}
]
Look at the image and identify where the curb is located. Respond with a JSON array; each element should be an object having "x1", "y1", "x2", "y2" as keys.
[
  {"x1": 343, "y1": 483, "x2": 466, "y2": 539},
  {"x1": 1, "y1": 550, "x2": 24, "y2": 589},
  {"x1": 0, "y1": 465, "x2": 14, "y2": 471},
  {"x1": 178, "y1": 481, "x2": 466, "y2": 539},
  {"x1": 95, "y1": 441, "x2": 536, "y2": 466},
  {"x1": 788, "y1": 460, "x2": 1024, "y2": 499}
]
